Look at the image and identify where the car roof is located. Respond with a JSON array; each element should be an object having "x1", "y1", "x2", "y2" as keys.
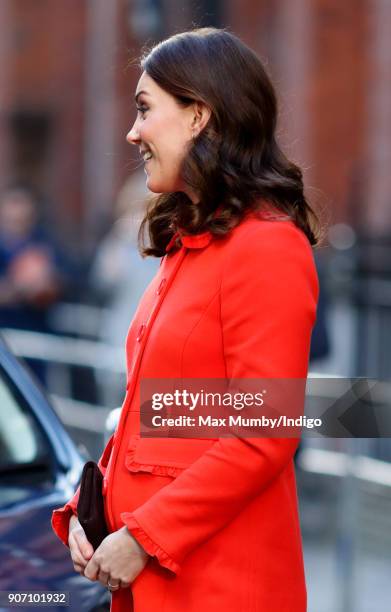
[{"x1": 0, "y1": 333, "x2": 82, "y2": 473}]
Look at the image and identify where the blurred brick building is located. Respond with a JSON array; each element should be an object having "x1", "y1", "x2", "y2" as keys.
[{"x1": 0, "y1": 0, "x2": 390, "y2": 251}]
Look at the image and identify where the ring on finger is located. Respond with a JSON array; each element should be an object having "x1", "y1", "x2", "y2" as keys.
[{"x1": 107, "y1": 580, "x2": 120, "y2": 591}]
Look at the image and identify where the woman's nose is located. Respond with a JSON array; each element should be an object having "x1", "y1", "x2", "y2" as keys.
[{"x1": 126, "y1": 120, "x2": 140, "y2": 145}]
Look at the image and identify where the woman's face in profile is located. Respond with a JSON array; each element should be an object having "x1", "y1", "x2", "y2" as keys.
[{"x1": 127, "y1": 72, "x2": 196, "y2": 197}]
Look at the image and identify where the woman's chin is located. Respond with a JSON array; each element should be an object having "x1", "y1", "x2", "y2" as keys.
[
  {"x1": 145, "y1": 178, "x2": 160, "y2": 193},
  {"x1": 145, "y1": 176, "x2": 172, "y2": 194}
]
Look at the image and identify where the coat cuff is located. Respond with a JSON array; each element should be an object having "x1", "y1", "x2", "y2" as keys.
[
  {"x1": 120, "y1": 512, "x2": 181, "y2": 575},
  {"x1": 51, "y1": 502, "x2": 78, "y2": 547}
]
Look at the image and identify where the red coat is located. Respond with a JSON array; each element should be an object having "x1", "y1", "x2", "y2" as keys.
[{"x1": 52, "y1": 209, "x2": 319, "y2": 612}]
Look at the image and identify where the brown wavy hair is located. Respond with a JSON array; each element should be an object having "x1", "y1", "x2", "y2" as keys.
[{"x1": 136, "y1": 27, "x2": 321, "y2": 256}]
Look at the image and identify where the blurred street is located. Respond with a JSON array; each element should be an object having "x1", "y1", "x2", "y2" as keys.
[{"x1": 304, "y1": 540, "x2": 391, "y2": 612}]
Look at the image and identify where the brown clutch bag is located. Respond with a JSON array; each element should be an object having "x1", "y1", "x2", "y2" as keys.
[{"x1": 77, "y1": 461, "x2": 108, "y2": 550}]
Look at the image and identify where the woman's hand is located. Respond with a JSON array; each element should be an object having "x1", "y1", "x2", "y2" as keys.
[
  {"x1": 68, "y1": 515, "x2": 94, "y2": 575},
  {"x1": 83, "y1": 527, "x2": 149, "y2": 590}
]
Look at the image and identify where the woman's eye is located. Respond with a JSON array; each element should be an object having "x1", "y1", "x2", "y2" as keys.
[{"x1": 136, "y1": 105, "x2": 148, "y2": 117}]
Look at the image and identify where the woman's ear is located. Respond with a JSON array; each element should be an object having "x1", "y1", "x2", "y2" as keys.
[{"x1": 191, "y1": 102, "x2": 212, "y2": 137}]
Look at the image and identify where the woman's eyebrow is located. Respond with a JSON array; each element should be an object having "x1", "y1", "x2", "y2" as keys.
[{"x1": 135, "y1": 90, "x2": 150, "y2": 103}]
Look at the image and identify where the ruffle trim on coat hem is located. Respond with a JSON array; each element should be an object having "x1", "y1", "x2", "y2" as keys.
[
  {"x1": 51, "y1": 504, "x2": 78, "y2": 547},
  {"x1": 121, "y1": 512, "x2": 181, "y2": 575}
]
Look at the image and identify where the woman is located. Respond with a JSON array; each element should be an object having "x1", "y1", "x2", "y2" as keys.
[{"x1": 52, "y1": 27, "x2": 320, "y2": 611}]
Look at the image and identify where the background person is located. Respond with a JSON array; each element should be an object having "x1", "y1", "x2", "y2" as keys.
[
  {"x1": 89, "y1": 171, "x2": 159, "y2": 348},
  {"x1": 0, "y1": 184, "x2": 69, "y2": 381},
  {"x1": 89, "y1": 172, "x2": 159, "y2": 405}
]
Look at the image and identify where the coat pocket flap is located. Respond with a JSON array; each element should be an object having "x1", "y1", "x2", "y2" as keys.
[{"x1": 125, "y1": 435, "x2": 217, "y2": 477}]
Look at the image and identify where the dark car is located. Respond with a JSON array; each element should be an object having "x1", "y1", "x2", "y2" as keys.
[{"x1": 0, "y1": 336, "x2": 109, "y2": 611}]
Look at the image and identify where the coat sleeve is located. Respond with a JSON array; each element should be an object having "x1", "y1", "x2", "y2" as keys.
[
  {"x1": 51, "y1": 491, "x2": 80, "y2": 547},
  {"x1": 51, "y1": 434, "x2": 115, "y2": 547},
  {"x1": 120, "y1": 222, "x2": 319, "y2": 574}
]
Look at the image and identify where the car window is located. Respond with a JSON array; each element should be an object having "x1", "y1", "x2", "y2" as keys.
[{"x1": 0, "y1": 368, "x2": 49, "y2": 470}]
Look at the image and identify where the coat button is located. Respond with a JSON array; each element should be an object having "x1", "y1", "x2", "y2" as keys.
[
  {"x1": 102, "y1": 477, "x2": 108, "y2": 496},
  {"x1": 136, "y1": 324, "x2": 146, "y2": 342},
  {"x1": 156, "y1": 278, "x2": 167, "y2": 295}
]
